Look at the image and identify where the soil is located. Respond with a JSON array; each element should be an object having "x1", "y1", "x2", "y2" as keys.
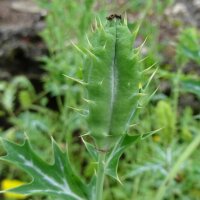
[
  {"x1": 176, "y1": 0, "x2": 200, "y2": 28},
  {"x1": 0, "y1": 0, "x2": 47, "y2": 80}
]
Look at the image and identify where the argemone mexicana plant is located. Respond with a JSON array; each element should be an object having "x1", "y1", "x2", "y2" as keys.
[{"x1": 0, "y1": 14, "x2": 156, "y2": 200}]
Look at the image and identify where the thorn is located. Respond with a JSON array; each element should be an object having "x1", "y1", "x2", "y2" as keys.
[
  {"x1": 91, "y1": 25, "x2": 95, "y2": 32},
  {"x1": 98, "y1": 79, "x2": 104, "y2": 85},
  {"x1": 24, "y1": 132, "x2": 29, "y2": 140},
  {"x1": 82, "y1": 98, "x2": 95, "y2": 105},
  {"x1": 144, "y1": 67, "x2": 158, "y2": 90},
  {"x1": 141, "y1": 127, "x2": 163, "y2": 140},
  {"x1": 130, "y1": 92, "x2": 146, "y2": 98},
  {"x1": 136, "y1": 36, "x2": 148, "y2": 53},
  {"x1": 117, "y1": 177, "x2": 123, "y2": 185},
  {"x1": 85, "y1": 48, "x2": 98, "y2": 60},
  {"x1": 138, "y1": 93, "x2": 147, "y2": 97},
  {"x1": 103, "y1": 42, "x2": 107, "y2": 49},
  {"x1": 50, "y1": 136, "x2": 55, "y2": 143},
  {"x1": 63, "y1": 74, "x2": 87, "y2": 85},
  {"x1": 94, "y1": 17, "x2": 98, "y2": 29},
  {"x1": 148, "y1": 87, "x2": 159, "y2": 101},
  {"x1": 124, "y1": 12, "x2": 128, "y2": 26},
  {"x1": 141, "y1": 62, "x2": 158, "y2": 73},
  {"x1": 132, "y1": 23, "x2": 141, "y2": 41},
  {"x1": 80, "y1": 132, "x2": 90, "y2": 138},
  {"x1": 138, "y1": 82, "x2": 143, "y2": 90},
  {"x1": 86, "y1": 34, "x2": 92, "y2": 48},
  {"x1": 71, "y1": 41, "x2": 86, "y2": 56},
  {"x1": 66, "y1": 106, "x2": 88, "y2": 117},
  {"x1": 139, "y1": 56, "x2": 148, "y2": 63},
  {"x1": 97, "y1": 16, "x2": 104, "y2": 29},
  {"x1": 129, "y1": 123, "x2": 138, "y2": 128},
  {"x1": 67, "y1": 106, "x2": 87, "y2": 112},
  {"x1": 130, "y1": 92, "x2": 139, "y2": 98}
]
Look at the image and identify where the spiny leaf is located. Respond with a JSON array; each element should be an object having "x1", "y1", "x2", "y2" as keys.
[
  {"x1": 81, "y1": 137, "x2": 98, "y2": 161},
  {"x1": 104, "y1": 134, "x2": 141, "y2": 181},
  {"x1": 0, "y1": 138, "x2": 88, "y2": 200},
  {"x1": 104, "y1": 128, "x2": 163, "y2": 181},
  {"x1": 83, "y1": 17, "x2": 143, "y2": 149},
  {"x1": 63, "y1": 74, "x2": 87, "y2": 85}
]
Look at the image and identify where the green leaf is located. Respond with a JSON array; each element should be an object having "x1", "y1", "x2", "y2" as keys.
[
  {"x1": 83, "y1": 19, "x2": 142, "y2": 149},
  {"x1": 2, "y1": 76, "x2": 35, "y2": 113},
  {"x1": 87, "y1": 175, "x2": 96, "y2": 200},
  {"x1": 155, "y1": 131, "x2": 200, "y2": 200},
  {"x1": 176, "y1": 28, "x2": 200, "y2": 64},
  {"x1": 104, "y1": 134, "x2": 140, "y2": 181},
  {"x1": 159, "y1": 70, "x2": 200, "y2": 98},
  {"x1": 0, "y1": 138, "x2": 88, "y2": 200},
  {"x1": 82, "y1": 137, "x2": 98, "y2": 161},
  {"x1": 180, "y1": 79, "x2": 200, "y2": 98},
  {"x1": 2, "y1": 84, "x2": 16, "y2": 113},
  {"x1": 18, "y1": 90, "x2": 32, "y2": 109},
  {"x1": 104, "y1": 129, "x2": 162, "y2": 181}
]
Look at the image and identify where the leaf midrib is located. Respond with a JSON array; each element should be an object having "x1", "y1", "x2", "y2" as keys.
[{"x1": 108, "y1": 23, "x2": 118, "y2": 134}]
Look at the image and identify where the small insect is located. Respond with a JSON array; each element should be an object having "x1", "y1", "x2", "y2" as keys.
[
  {"x1": 115, "y1": 14, "x2": 122, "y2": 19},
  {"x1": 106, "y1": 14, "x2": 122, "y2": 21}
]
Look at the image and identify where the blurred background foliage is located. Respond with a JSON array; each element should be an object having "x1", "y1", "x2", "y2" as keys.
[{"x1": 0, "y1": 0, "x2": 200, "y2": 199}]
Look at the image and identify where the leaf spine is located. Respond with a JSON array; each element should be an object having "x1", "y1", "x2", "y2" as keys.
[
  {"x1": 141, "y1": 62, "x2": 158, "y2": 73},
  {"x1": 124, "y1": 12, "x2": 128, "y2": 25},
  {"x1": 63, "y1": 74, "x2": 87, "y2": 85},
  {"x1": 94, "y1": 17, "x2": 98, "y2": 30},
  {"x1": 66, "y1": 106, "x2": 87, "y2": 113},
  {"x1": 139, "y1": 56, "x2": 148, "y2": 63},
  {"x1": 129, "y1": 123, "x2": 138, "y2": 128},
  {"x1": 147, "y1": 87, "x2": 159, "y2": 102},
  {"x1": 91, "y1": 25, "x2": 95, "y2": 32},
  {"x1": 84, "y1": 48, "x2": 99, "y2": 60},
  {"x1": 103, "y1": 42, "x2": 107, "y2": 50},
  {"x1": 71, "y1": 41, "x2": 86, "y2": 56},
  {"x1": 85, "y1": 34, "x2": 93, "y2": 48},
  {"x1": 141, "y1": 127, "x2": 163, "y2": 140},
  {"x1": 67, "y1": 106, "x2": 88, "y2": 117},
  {"x1": 98, "y1": 79, "x2": 104, "y2": 85},
  {"x1": 138, "y1": 82, "x2": 143, "y2": 90},
  {"x1": 132, "y1": 24, "x2": 141, "y2": 41},
  {"x1": 82, "y1": 98, "x2": 96, "y2": 105},
  {"x1": 138, "y1": 93, "x2": 147, "y2": 97},
  {"x1": 80, "y1": 132, "x2": 90, "y2": 138},
  {"x1": 97, "y1": 16, "x2": 104, "y2": 30},
  {"x1": 144, "y1": 67, "x2": 158, "y2": 90},
  {"x1": 135, "y1": 36, "x2": 148, "y2": 54}
]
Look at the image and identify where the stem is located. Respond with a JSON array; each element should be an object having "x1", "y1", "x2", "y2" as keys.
[
  {"x1": 96, "y1": 152, "x2": 106, "y2": 200},
  {"x1": 172, "y1": 67, "x2": 182, "y2": 121}
]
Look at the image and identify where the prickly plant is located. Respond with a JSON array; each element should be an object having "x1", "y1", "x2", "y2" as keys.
[
  {"x1": 0, "y1": 15, "x2": 156, "y2": 200},
  {"x1": 82, "y1": 15, "x2": 143, "y2": 150}
]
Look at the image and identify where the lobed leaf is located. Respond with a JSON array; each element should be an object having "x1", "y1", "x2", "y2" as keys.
[
  {"x1": 0, "y1": 138, "x2": 88, "y2": 200},
  {"x1": 104, "y1": 134, "x2": 140, "y2": 181},
  {"x1": 104, "y1": 129, "x2": 162, "y2": 181}
]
